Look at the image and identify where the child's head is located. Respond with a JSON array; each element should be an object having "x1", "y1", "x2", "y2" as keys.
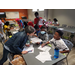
[
  {"x1": 54, "y1": 30, "x2": 63, "y2": 40},
  {"x1": 15, "y1": 18, "x2": 20, "y2": 22},
  {"x1": 49, "y1": 19, "x2": 51, "y2": 21},
  {"x1": 5, "y1": 21, "x2": 9, "y2": 25},
  {"x1": 35, "y1": 25, "x2": 39, "y2": 31},
  {"x1": 34, "y1": 12, "x2": 39, "y2": 18},
  {"x1": 53, "y1": 18, "x2": 58, "y2": 22},
  {"x1": 41, "y1": 26, "x2": 46, "y2": 31}
]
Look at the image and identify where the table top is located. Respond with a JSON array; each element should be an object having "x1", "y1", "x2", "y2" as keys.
[
  {"x1": 57, "y1": 27, "x2": 75, "y2": 33},
  {"x1": 48, "y1": 25, "x2": 75, "y2": 33},
  {"x1": 22, "y1": 44, "x2": 66, "y2": 65}
]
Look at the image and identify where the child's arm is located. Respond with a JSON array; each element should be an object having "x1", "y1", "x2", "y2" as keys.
[
  {"x1": 60, "y1": 50, "x2": 69, "y2": 53},
  {"x1": 41, "y1": 41, "x2": 50, "y2": 47}
]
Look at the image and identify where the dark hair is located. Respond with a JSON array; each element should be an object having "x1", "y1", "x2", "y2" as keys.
[
  {"x1": 34, "y1": 12, "x2": 39, "y2": 16},
  {"x1": 41, "y1": 26, "x2": 46, "y2": 30},
  {"x1": 25, "y1": 26, "x2": 35, "y2": 34},
  {"x1": 53, "y1": 18, "x2": 58, "y2": 22},
  {"x1": 56, "y1": 30, "x2": 63, "y2": 37},
  {"x1": 5, "y1": 21, "x2": 9, "y2": 25},
  {"x1": 24, "y1": 21, "x2": 28, "y2": 27},
  {"x1": 34, "y1": 25, "x2": 39, "y2": 30}
]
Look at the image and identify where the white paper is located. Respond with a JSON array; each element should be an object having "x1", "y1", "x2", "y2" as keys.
[
  {"x1": 23, "y1": 45, "x2": 34, "y2": 53},
  {"x1": 35, "y1": 52, "x2": 52, "y2": 63},
  {"x1": 38, "y1": 45, "x2": 51, "y2": 52},
  {"x1": 38, "y1": 19, "x2": 43, "y2": 25},
  {"x1": 30, "y1": 37, "x2": 42, "y2": 43},
  {"x1": 13, "y1": 31, "x2": 18, "y2": 34}
]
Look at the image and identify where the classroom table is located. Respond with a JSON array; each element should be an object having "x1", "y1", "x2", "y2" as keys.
[
  {"x1": 57, "y1": 27, "x2": 75, "y2": 33},
  {"x1": 10, "y1": 27, "x2": 19, "y2": 35},
  {"x1": 22, "y1": 44, "x2": 66, "y2": 65}
]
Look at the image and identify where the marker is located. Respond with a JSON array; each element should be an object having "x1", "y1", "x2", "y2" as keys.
[{"x1": 28, "y1": 50, "x2": 32, "y2": 52}]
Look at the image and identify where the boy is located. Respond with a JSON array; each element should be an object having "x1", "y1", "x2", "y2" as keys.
[
  {"x1": 34, "y1": 12, "x2": 43, "y2": 28},
  {"x1": 35, "y1": 25, "x2": 40, "y2": 36},
  {"x1": 37, "y1": 26, "x2": 48, "y2": 44},
  {"x1": 41, "y1": 30, "x2": 69, "y2": 53}
]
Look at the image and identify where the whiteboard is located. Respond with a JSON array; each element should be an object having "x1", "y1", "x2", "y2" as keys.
[{"x1": 6, "y1": 12, "x2": 19, "y2": 19}]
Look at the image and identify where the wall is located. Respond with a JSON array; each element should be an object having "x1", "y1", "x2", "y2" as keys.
[
  {"x1": 52, "y1": 9, "x2": 75, "y2": 26},
  {"x1": 28, "y1": 9, "x2": 48, "y2": 21},
  {"x1": 48, "y1": 9, "x2": 53, "y2": 21},
  {"x1": 0, "y1": 9, "x2": 28, "y2": 22}
]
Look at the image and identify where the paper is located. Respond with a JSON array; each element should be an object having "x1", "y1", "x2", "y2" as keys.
[
  {"x1": 58, "y1": 28, "x2": 64, "y2": 30},
  {"x1": 13, "y1": 31, "x2": 18, "y2": 34},
  {"x1": 35, "y1": 52, "x2": 52, "y2": 63},
  {"x1": 38, "y1": 45, "x2": 51, "y2": 52},
  {"x1": 23, "y1": 45, "x2": 34, "y2": 53},
  {"x1": 30, "y1": 37, "x2": 42, "y2": 43}
]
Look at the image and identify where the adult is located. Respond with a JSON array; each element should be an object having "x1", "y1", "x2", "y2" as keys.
[
  {"x1": 15, "y1": 18, "x2": 24, "y2": 29},
  {"x1": 34, "y1": 12, "x2": 43, "y2": 28},
  {"x1": 0, "y1": 26, "x2": 35, "y2": 65}
]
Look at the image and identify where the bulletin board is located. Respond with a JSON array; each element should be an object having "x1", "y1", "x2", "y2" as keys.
[{"x1": 6, "y1": 12, "x2": 19, "y2": 19}]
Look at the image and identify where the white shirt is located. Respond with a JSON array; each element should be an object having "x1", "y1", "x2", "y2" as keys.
[
  {"x1": 52, "y1": 21, "x2": 58, "y2": 24},
  {"x1": 38, "y1": 19, "x2": 43, "y2": 25},
  {"x1": 49, "y1": 38, "x2": 69, "y2": 51}
]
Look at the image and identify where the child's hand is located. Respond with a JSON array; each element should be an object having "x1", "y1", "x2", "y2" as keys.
[
  {"x1": 41, "y1": 43, "x2": 45, "y2": 47},
  {"x1": 36, "y1": 42, "x2": 40, "y2": 45},
  {"x1": 21, "y1": 51, "x2": 28, "y2": 54}
]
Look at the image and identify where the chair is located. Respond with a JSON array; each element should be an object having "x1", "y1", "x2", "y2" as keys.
[
  {"x1": 62, "y1": 24, "x2": 67, "y2": 27},
  {"x1": 48, "y1": 34, "x2": 53, "y2": 40},
  {"x1": 62, "y1": 39, "x2": 73, "y2": 65}
]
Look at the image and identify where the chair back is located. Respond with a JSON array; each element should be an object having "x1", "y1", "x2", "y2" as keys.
[{"x1": 63, "y1": 39, "x2": 73, "y2": 51}]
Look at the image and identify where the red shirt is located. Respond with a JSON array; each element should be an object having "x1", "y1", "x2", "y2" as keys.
[
  {"x1": 28, "y1": 21, "x2": 34, "y2": 27},
  {"x1": 34, "y1": 17, "x2": 42, "y2": 25}
]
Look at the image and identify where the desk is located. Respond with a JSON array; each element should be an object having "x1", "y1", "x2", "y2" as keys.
[
  {"x1": 22, "y1": 44, "x2": 66, "y2": 65},
  {"x1": 57, "y1": 27, "x2": 75, "y2": 33}
]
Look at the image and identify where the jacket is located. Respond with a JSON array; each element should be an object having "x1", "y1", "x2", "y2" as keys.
[{"x1": 5, "y1": 31, "x2": 28, "y2": 54}]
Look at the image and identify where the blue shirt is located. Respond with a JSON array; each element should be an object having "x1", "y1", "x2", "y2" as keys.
[
  {"x1": 36, "y1": 30, "x2": 40, "y2": 36},
  {"x1": 5, "y1": 31, "x2": 28, "y2": 54}
]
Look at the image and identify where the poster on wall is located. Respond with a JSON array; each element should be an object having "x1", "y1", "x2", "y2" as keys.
[{"x1": 6, "y1": 12, "x2": 19, "y2": 19}]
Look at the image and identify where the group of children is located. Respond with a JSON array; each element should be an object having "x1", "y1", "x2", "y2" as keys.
[{"x1": 0, "y1": 11, "x2": 70, "y2": 65}]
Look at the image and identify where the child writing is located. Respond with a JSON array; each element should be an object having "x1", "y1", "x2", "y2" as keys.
[
  {"x1": 37, "y1": 26, "x2": 48, "y2": 44},
  {"x1": 41, "y1": 30, "x2": 69, "y2": 53}
]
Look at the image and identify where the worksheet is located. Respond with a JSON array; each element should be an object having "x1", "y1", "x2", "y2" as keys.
[
  {"x1": 30, "y1": 37, "x2": 42, "y2": 43},
  {"x1": 38, "y1": 45, "x2": 51, "y2": 52},
  {"x1": 23, "y1": 45, "x2": 34, "y2": 53},
  {"x1": 35, "y1": 52, "x2": 52, "y2": 63}
]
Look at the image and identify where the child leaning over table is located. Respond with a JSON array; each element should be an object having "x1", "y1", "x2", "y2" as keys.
[
  {"x1": 36, "y1": 26, "x2": 48, "y2": 44},
  {"x1": 41, "y1": 30, "x2": 69, "y2": 53}
]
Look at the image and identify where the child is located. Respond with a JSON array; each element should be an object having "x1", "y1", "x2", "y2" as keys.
[
  {"x1": 41, "y1": 30, "x2": 69, "y2": 53},
  {"x1": 35, "y1": 25, "x2": 40, "y2": 36},
  {"x1": 52, "y1": 18, "x2": 59, "y2": 26},
  {"x1": 37, "y1": 26, "x2": 48, "y2": 44},
  {"x1": 47, "y1": 19, "x2": 52, "y2": 25},
  {"x1": 15, "y1": 18, "x2": 24, "y2": 29},
  {"x1": 34, "y1": 12, "x2": 43, "y2": 28},
  {"x1": 28, "y1": 21, "x2": 34, "y2": 27},
  {"x1": 3, "y1": 21, "x2": 12, "y2": 37}
]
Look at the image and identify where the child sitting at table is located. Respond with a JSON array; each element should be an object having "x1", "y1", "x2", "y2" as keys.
[
  {"x1": 35, "y1": 25, "x2": 40, "y2": 36},
  {"x1": 36, "y1": 26, "x2": 48, "y2": 44},
  {"x1": 41, "y1": 30, "x2": 69, "y2": 53}
]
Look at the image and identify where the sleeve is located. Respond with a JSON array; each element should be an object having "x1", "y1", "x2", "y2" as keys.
[
  {"x1": 34, "y1": 18, "x2": 37, "y2": 24},
  {"x1": 59, "y1": 40, "x2": 69, "y2": 51},
  {"x1": 13, "y1": 34, "x2": 26, "y2": 53},
  {"x1": 4, "y1": 25, "x2": 8, "y2": 29},
  {"x1": 44, "y1": 33, "x2": 49, "y2": 42},
  {"x1": 56, "y1": 22, "x2": 58, "y2": 24},
  {"x1": 49, "y1": 38, "x2": 55, "y2": 42}
]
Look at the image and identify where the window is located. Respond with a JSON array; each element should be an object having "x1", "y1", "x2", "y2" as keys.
[
  {"x1": 32, "y1": 9, "x2": 37, "y2": 12},
  {"x1": 39, "y1": 9, "x2": 44, "y2": 11}
]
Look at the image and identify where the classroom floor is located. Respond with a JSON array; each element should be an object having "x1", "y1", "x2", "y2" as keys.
[{"x1": 0, "y1": 42, "x2": 75, "y2": 65}]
